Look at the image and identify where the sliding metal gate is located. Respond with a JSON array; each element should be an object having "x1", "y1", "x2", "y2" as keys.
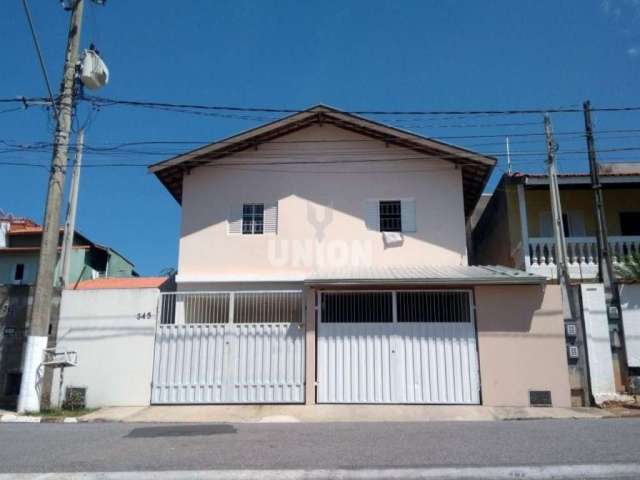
[
  {"x1": 317, "y1": 290, "x2": 480, "y2": 404},
  {"x1": 151, "y1": 291, "x2": 305, "y2": 404}
]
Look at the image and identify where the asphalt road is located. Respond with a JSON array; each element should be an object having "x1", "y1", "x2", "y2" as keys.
[{"x1": 0, "y1": 419, "x2": 639, "y2": 476}]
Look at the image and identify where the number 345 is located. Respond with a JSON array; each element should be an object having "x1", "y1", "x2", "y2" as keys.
[{"x1": 136, "y1": 312, "x2": 152, "y2": 320}]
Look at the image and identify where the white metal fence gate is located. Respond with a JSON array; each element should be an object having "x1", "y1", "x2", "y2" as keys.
[
  {"x1": 317, "y1": 290, "x2": 480, "y2": 404},
  {"x1": 151, "y1": 291, "x2": 305, "y2": 404}
]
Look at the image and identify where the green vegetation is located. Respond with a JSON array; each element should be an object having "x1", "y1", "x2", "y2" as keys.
[
  {"x1": 24, "y1": 408, "x2": 96, "y2": 418},
  {"x1": 615, "y1": 253, "x2": 640, "y2": 283}
]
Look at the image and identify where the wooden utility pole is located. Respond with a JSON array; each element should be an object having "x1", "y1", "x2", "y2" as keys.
[
  {"x1": 60, "y1": 129, "x2": 84, "y2": 287},
  {"x1": 17, "y1": 0, "x2": 84, "y2": 413},
  {"x1": 583, "y1": 100, "x2": 628, "y2": 390}
]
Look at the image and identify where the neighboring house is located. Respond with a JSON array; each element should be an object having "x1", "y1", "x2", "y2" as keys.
[
  {"x1": 0, "y1": 215, "x2": 139, "y2": 409},
  {"x1": 472, "y1": 165, "x2": 640, "y2": 399},
  {"x1": 138, "y1": 105, "x2": 572, "y2": 408},
  {"x1": 0, "y1": 216, "x2": 138, "y2": 286},
  {"x1": 471, "y1": 165, "x2": 640, "y2": 280}
]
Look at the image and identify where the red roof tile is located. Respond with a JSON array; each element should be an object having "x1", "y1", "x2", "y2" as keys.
[{"x1": 72, "y1": 277, "x2": 168, "y2": 290}]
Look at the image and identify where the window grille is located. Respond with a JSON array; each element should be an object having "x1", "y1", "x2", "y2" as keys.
[
  {"x1": 159, "y1": 293, "x2": 230, "y2": 325},
  {"x1": 242, "y1": 203, "x2": 264, "y2": 235},
  {"x1": 379, "y1": 201, "x2": 402, "y2": 232},
  {"x1": 159, "y1": 291, "x2": 301, "y2": 325},
  {"x1": 397, "y1": 291, "x2": 471, "y2": 323},
  {"x1": 322, "y1": 292, "x2": 393, "y2": 323},
  {"x1": 234, "y1": 291, "x2": 302, "y2": 323}
]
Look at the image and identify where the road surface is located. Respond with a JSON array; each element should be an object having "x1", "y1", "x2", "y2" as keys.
[{"x1": 0, "y1": 418, "x2": 639, "y2": 478}]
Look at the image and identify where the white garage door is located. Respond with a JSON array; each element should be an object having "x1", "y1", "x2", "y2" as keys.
[
  {"x1": 151, "y1": 291, "x2": 305, "y2": 404},
  {"x1": 317, "y1": 290, "x2": 480, "y2": 404}
]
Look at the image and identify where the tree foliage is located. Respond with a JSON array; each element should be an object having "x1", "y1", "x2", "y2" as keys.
[{"x1": 615, "y1": 253, "x2": 640, "y2": 283}]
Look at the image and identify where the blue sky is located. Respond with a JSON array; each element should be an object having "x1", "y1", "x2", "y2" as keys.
[{"x1": 1, "y1": 0, "x2": 639, "y2": 275}]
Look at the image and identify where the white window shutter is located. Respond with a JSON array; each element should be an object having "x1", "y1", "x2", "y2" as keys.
[
  {"x1": 228, "y1": 205, "x2": 243, "y2": 235},
  {"x1": 364, "y1": 199, "x2": 380, "y2": 231},
  {"x1": 401, "y1": 199, "x2": 416, "y2": 233},
  {"x1": 264, "y1": 201, "x2": 278, "y2": 234}
]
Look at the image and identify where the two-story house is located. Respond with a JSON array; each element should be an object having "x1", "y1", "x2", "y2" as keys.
[
  {"x1": 149, "y1": 105, "x2": 572, "y2": 408},
  {"x1": 472, "y1": 166, "x2": 640, "y2": 395},
  {"x1": 471, "y1": 165, "x2": 640, "y2": 280}
]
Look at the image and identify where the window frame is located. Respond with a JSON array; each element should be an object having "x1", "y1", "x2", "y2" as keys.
[
  {"x1": 242, "y1": 203, "x2": 265, "y2": 235},
  {"x1": 13, "y1": 263, "x2": 25, "y2": 284},
  {"x1": 379, "y1": 200, "x2": 402, "y2": 233}
]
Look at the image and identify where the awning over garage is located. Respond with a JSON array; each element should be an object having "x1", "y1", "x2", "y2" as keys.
[{"x1": 305, "y1": 265, "x2": 546, "y2": 286}]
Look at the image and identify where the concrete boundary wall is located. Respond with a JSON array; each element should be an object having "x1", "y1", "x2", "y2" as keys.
[
  {"x1": 51, "y1": 288, "x2": 159, "y2": 408},
  {"x1": 475, "y1": 284, "x2": 571, "y2": 407}
]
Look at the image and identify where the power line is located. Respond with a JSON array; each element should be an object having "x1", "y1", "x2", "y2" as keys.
[
  {"x1": 2, "y1": 95, "x2": 640, "y2": 116},
  {"x1": 20, "y1": 0, "x2": 58, "y2": 116},
  {"x1": 0, "y1": 107, "x2": 25, "y2": 115},
  {"x1": 83, "y1": 95, "x2": 640, "y2": 116},
  {"x1": 4, "y1": 128, "x2": 640, "y2": 151},
  {"x1": 2, "y1": 140, "x2": 640, "y2": 159}
]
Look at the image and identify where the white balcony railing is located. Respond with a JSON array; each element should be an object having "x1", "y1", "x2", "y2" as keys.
[{"x1": 526, "y1": 236, "x2": 640, "y2": 279}]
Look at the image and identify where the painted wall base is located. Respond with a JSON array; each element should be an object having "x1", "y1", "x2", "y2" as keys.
[{"x1": 16, "y1": 335, "x2": 48, "y2": 413}]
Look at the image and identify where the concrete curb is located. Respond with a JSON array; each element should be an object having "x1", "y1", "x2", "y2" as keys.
[
  {"x1": 0, "y1": 405, "x2": 627, "y2": 424},
  {"x1": 0, "y1": 414, "x2": 78, "y2": 424},
  {"x1": 1, "y1": 464, "x2": 640, "y2": 479},
  {"x1": 75, "y1": 405, "x2": 621, "y2": 424}
]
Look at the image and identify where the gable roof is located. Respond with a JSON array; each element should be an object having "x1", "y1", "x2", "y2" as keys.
[{"x1": 149, "y1": 104, "x2": 496, "y2": 216}]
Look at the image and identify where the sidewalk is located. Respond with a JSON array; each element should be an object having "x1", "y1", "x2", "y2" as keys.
[{"x1": 78, "y1": 404, "x2": 614, "y2": 423}]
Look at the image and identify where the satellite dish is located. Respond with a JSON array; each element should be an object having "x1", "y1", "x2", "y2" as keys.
[{"x1": 79, "y1": 49, "x2": 109, "y2": 91}]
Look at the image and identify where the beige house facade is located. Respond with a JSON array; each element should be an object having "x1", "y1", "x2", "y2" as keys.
[
  {"x1": 148, "y1": 105, "x2": 572, "y2": 408},
  {"x1": 472, "y1": 169, "x2": 640, "y2": 280},
  {"x1": 472, "y1": 168, "x2": 640, "y2": 402}
]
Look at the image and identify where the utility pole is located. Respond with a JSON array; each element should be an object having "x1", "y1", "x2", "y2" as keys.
[
  {"x1": 60, "y1": 129, "x2": 84, "y2": 287},
  {"x1": 544, "y1": 115, "x2": 572, "y2": 310},
  {"x1": 545, "y1": 114, "x2": 591, "y2": 405},
  {"x1": 17, "y1": 0, "x2": 84, "y2": 413},
  {"x1": 583, "y1": 100, "x2": 628, "y2": 390}
]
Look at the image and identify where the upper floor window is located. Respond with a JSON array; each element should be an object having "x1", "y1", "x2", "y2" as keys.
[
  {"x1": 379, "y1": 201, "x2": 402, "y2": 232},
  {"x1": 242, "y1": 203, "x2": 264, "y2": 235},
  {"x1": 228, "y1": 202, "x2": 278, "y2": 235},
  {"x1": 13, "y1": 263, "x2": 25, "y2": 284},
  {"x1": 364, "y1": 199, "x2": 416, "y2": 233}
]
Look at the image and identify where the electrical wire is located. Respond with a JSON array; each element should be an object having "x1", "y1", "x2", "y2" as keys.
[
  {"x1": 4, "y1": 128, "x2": 640, "y2": 151},
  {"x1": 20, "y1": 0, "x2": 58, "y2": 117},
  {"x1": 83, "y1": 95, "x2": 640, "y2": 116},
  {"x1": 0, "y1": 107, "x2": 24, "y2": 115}
]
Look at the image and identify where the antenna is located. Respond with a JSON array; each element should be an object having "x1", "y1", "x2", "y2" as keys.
[{"x1": 506, "y1": 136, "x2": 512, "y2": 174}]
